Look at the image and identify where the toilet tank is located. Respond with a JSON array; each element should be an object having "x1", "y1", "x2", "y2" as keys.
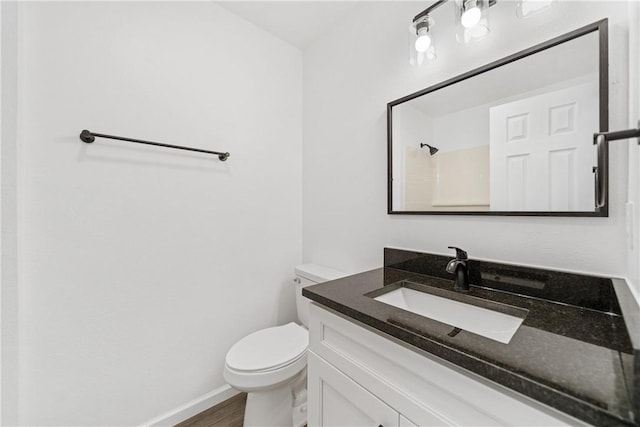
[{"x1": 294, "y1": 264, "x2": 346, "y2": 328}]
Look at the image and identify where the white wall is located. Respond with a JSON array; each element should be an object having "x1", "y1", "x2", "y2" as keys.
[
  {"x1": 626, "y1": 1, "x2": 640, "y2": 301},
  {"x1": 303, "y1": 1, "x2": 631, "y2": 276},
  {"x1": 14, "y1": 2, "x2": 302, "y2": 425},
  {"x1": 1, "y1": 1, "x2": 20, "y2": 424}
]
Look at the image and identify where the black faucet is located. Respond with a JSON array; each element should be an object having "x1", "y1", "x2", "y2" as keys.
[{"x1": 446, "y1": 246, "x2": 470, "y2": 292}]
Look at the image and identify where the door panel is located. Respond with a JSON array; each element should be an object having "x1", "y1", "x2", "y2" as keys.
[
  {"x1": 308, "y1": 352, "x2": 399, "y2": 427},
  {"x1": 490, "y1": 79, "x2": 597, "y2": 211}
]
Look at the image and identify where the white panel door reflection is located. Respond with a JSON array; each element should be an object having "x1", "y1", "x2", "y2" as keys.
[{"x1": 490, "y1": 80, "x2": 597, "y2": 211}]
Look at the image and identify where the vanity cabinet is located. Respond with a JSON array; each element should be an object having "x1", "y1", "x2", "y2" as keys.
[
  {"x1": 308, "y1": 352, "x2": 399, "y2": 426},
  {"x1": 307, "y1": 303, "x2": 591, "y2": 427},
  {"x1": 307, "y1": 352, "x2": 424, "y2": 427}
]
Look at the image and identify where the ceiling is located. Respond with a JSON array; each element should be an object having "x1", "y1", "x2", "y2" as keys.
[{"x1": 216, "y1": 1, "x2": 362, "y2": 49}]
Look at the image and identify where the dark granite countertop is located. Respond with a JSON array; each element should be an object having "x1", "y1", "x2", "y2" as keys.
[{"x1": 303, "y1": 249, "x2": 639, "y2": 427}]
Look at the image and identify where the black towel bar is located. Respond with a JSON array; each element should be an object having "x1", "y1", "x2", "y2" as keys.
[
  {"x1": 79, "y1": 129, "x2": 230, "y2": 161},
  {"x1": 592, "y1": 121, "x2": 640, "y2": 208}
]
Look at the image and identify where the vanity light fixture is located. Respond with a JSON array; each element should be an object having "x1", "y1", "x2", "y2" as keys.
[
  {"x1": 410, "y1": 0, "x2": 496, "y2": 66},
  {"x1": 414, "y1": 17, "x2": 432, "y2": 52},
  {"x1": 410, "y1": 15, "x2": 437, "y2": 66},
  {"x1": 455, "y1": 0, "x2": 495, "y2": 45},
  {"x1": 460, "y1": 2, "x2": 482, "y2": 28},
  {"x1": 410, "y1": 0, "x2": 446, "y2": 66},
  {"x1": 420, "y1": 143, "x2": 439, "y2": 155}
]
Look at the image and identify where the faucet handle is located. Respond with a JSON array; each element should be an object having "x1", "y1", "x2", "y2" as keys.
[{"x1": 448, "y1": 246, "x2": 468, "y2": 260}]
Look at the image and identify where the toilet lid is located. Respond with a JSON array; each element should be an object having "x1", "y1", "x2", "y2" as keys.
[{"x1": 226, "y1": 322, "x2": 308, "y2": 372}]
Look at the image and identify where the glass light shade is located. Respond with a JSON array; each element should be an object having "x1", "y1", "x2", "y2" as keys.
[
  {"x1": 455, "y1": 0, "x2": 490, "y2": 45},
  {"x1": 415, "y1": 32, "x2": 432, "y2": 52},
  {"x1": 517, "y1": 0, "x2": 553, "y2": 18},
  {"x1": 460, "y1": 6, "x2": 481, "y2": 28},
  {"x1": 409, "y1": 18, "x2": 436, "y2": 67}
]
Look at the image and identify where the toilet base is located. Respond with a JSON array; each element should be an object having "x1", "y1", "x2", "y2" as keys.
[{"x1": 242, "y1": 369, "x2": 306, "y2": 427}]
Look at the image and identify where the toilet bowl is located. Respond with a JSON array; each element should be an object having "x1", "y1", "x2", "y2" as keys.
[{"x1": 223, "y1": 264, "x2": 346, "y2": 427}]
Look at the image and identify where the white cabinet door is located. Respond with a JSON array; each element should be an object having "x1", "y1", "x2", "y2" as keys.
[{"x1": 308, "y1": 351, "x2": 399, "y2": 427}]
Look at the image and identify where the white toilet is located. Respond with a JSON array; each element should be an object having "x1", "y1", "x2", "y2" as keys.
[{"x1": 223, "y1": 264, "x2": 346, "y2": 427}]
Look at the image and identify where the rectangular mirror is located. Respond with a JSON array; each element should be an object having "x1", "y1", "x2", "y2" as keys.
[{"x1": 388, "y1": 20, "x2": 608, "y2": 216}]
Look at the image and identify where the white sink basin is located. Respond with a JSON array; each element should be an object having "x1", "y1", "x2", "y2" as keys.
[{"x1": 374, "y1": 287, "x2": 525, "y2": 344}]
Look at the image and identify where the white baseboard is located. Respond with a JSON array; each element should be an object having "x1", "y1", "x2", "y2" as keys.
[{"x1": 140, "y1": 384, "x2": 240, "y2": 427}]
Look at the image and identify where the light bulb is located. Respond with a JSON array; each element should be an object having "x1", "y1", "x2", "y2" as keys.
[
  {"x1": 415, "y1": 30, "x2": 431, "y2": 53},
  {"x1": 461, "y1": 6, "x2": 481, "y2": 28}
]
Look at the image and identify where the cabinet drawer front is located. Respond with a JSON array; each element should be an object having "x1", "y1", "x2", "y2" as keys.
[
  {"x1": 308, "y1": 351, "x2": 399, "y2": 427},
  {"x1": 309, "y1": 303, "x2": 586, "y2": 427}
]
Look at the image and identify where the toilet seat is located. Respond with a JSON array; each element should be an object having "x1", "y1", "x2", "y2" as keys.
[
  {"x1": 224, "y1": 322, "x2": 309, "y2": 391},
  {"x1": 226, "y1": 322, "x2": 308, "y2": 372}
]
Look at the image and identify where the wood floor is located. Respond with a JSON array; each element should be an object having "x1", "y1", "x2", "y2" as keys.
[{"x1": 176, "y1": 393, "x2": 247, "y2": 427}]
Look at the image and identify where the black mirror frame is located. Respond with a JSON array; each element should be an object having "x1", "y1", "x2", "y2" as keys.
[{"x1": 387, "y1": 19, "x2": 609, "y2": 217}]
